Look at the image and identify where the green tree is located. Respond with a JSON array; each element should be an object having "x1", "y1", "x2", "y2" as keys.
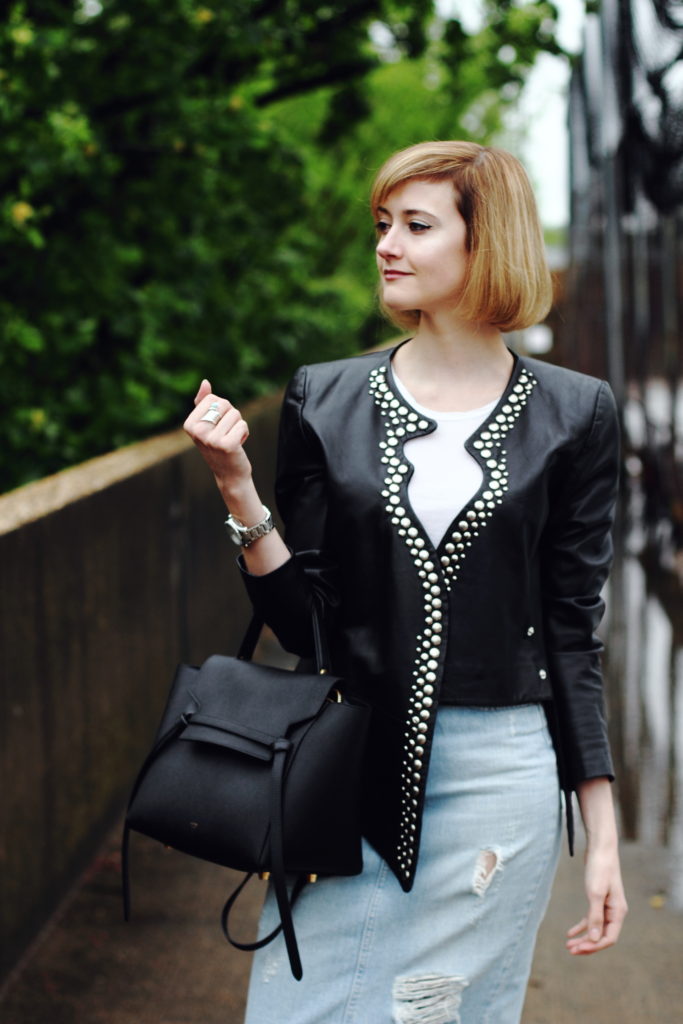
[{"x1": 0, "y1": 0, "x2": 562, "y2": 491}]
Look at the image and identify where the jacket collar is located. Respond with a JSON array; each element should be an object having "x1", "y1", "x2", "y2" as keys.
[{"x1": 369, "y1": 343, "x2": 539, "y2": 567}]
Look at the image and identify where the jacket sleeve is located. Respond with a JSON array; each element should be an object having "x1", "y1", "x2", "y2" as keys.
[
  {"x1": 540, "y1": 379, "x2": 620, "y2": 788},
  {"x1": 238, "y1": 365, "x2": 339, "y2": 656}
]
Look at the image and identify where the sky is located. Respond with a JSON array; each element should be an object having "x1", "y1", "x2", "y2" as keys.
[
  {"x1": 514, "y1": 0, "x2": 585, "y2": 225},
  {"x1": 440, "y1": 0, "x2": 586, "y2": 226}
]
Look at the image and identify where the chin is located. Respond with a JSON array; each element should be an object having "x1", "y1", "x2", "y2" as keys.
[{"x1": 381, "y1": 293, "x2": 410, "y2": 311}]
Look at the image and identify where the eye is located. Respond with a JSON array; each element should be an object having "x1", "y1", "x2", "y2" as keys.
[
  {"x1": 375, "y1": 219, "x2": 391, "y2": 235},
  {"x1": 409, "y1": 221, "x2": 430, "y2": 233}
]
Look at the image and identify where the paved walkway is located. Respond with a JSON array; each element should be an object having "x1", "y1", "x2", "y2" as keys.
[{"x1": 1, "y1": 823, "x2": 682, "y2": 1023}]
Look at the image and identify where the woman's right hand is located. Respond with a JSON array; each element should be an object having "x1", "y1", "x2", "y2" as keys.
[
  {"x1": 183, "y1": 379, "x2": 253, "y2": 494},
  {"x1": 184, "y1": 379, "x2": 292, "y2": 576}
]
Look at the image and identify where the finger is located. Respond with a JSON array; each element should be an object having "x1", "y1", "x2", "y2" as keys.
[
  {"x1": 566, "y1": 911, "x2": 625, "y2": 955},
  {"x1": 193, "y1": 378, "x2": 212, "y2": 406},
  {"x1": 185, "y1": 394, "x2": 231, "y2": 433},
  {"x1": 566, "y1": 917, "x2": 588, "y2": 938},
  {"x1": 201, "y1": 406, "x2": 241, "y2": 442},
  {"x1": 567, "y1": 927, "x2": 618, "y2": 955},
  {"x1": 583, "y1": 884, "x2": 607, "y2": 943},
  {"x1": 204, "y1": 410, "x2": 249, "y2": 449}
]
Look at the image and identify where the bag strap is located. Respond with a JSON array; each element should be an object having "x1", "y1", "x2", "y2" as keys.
[
  {"x1": 237, "y1": 597, "x2": 330, "y2": 674},
  {"x1": 220, "y1": 737, "x2": 305, "y2": 978},
  {"x1": 220, "y1": 873, "x2": 308, "y2": 951},
  {"x1": 125, "y1": 600, "x2": 331, "y2": 980},
  {"x1": 268, "y1": 738, "x2": 302, "y2": 977},
  {"x1": 227, "y1": 601, "x2": 333, "y2": 978},
  {"x1": 121, "y1": 709, "x2": 194, "y2": 921}
]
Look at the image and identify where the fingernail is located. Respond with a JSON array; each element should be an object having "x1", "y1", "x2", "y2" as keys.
[{"x1": 589, "y1": 927, "x2": 601, "y2": 941}]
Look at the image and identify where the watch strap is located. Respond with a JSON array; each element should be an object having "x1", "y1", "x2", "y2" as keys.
[{"x1": 225, "y1": 505, "x2": 274, "y2": 548}]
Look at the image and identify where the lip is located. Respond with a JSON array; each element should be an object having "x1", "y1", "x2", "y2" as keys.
[{"x1": 382, "y1": 270, "x2": 411, "y2": 280}]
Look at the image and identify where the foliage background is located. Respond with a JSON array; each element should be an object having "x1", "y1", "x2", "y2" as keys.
[{"x1": 1, "y1": 0, "x2": 564, "y2": 491}]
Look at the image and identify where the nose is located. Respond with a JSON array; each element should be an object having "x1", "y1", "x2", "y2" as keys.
[{"x1": 376, "y1": 225, "x2": 401, "y2": 261}]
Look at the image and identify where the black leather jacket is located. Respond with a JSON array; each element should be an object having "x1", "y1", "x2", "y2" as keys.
[{"x1": 241, "y1": 343, "x2": 619, "y2": 892}]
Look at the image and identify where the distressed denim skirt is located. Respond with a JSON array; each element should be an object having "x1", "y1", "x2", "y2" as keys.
[{"x1": 243, "y1": 703, "x2": 562, "y2": 1024}]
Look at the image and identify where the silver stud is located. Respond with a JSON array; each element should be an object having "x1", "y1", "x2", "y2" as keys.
[
  {"x1": 527, "y1": 626, "x2": 535, "y2": 637},
  {"x1": 539, "y1": 669, "x2": 547, "y2": 680}
]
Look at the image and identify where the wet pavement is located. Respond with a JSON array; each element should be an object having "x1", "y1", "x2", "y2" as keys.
[{"x1": 1, "y1": 816, "x2": 682, "y2": 1023}]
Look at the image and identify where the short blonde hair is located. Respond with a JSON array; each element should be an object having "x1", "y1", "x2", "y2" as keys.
[{"x1": 370, "y1": 141, "x2": 552, "y2": 333}]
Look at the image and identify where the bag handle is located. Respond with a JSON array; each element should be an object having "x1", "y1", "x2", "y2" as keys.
[
  {"x1": 220, "y1": 737, "x2": 307, "y2": 980},
  {"x1": 236, "y1": 596, "x2": 330, "y2": 674},
  {"x1": 223, "y1": 598, "x2": 334, "y2": 979},
  {"x1": 123, "y1": 598, "x2": 333, "y2": 980},
  {"x1": 220, "y1": 873, "x2": 307, "y2": 954}
]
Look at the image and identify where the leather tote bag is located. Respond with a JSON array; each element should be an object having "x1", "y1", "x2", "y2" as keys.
[{"x1": 122, "y1": 603, "x2": 371, "y2": 979}]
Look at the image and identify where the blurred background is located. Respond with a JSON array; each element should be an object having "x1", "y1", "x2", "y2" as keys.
[
  {"x1": 2, "y1": 0, "x2": 683, "y2": 1020},
  {"x1": 0, "y1": 0, "x2": 576, "y2": 493}
]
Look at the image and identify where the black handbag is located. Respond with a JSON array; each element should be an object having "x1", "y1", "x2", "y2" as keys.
[{"x1": 122, "y1": 603, "x2": 371, "y2": 980}]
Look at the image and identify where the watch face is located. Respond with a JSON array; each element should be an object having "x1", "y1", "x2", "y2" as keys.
[{"x1": 226, "y1": 518, "x2": 245, "y2": 545}]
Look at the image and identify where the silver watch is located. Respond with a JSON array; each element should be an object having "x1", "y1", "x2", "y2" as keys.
[{"x1": 224, "y1": 505, "x2": 274, "y2": 548}]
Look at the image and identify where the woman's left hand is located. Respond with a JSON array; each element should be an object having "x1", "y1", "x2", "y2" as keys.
[
  {"x1": 566, "y1": 843, "x2": 628, "y2": 954},
  {"x1": 566, "y1": 777, "x2": 628, "y2": 955}
]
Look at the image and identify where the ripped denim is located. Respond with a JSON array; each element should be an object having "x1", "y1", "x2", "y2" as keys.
[{"x1": 243, "y1": 704, "x2": 562, "y2": 1024}]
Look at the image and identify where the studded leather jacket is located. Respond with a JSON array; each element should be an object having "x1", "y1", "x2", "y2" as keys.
[{"x1": 240, "y1": 343, "x2": 620, "y2": 892}]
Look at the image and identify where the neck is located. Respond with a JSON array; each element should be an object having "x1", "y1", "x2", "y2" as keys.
[
  {"x1": 404, "y1": 312, "x2": 511, "y2": 374},
  {"x1": 390, "y1": 313, "x2": 515, "y2": 413}
]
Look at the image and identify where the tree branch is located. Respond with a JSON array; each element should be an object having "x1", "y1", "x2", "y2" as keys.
[{"x1": 254, "y1": 58, "x2": 376, "y2": 106}]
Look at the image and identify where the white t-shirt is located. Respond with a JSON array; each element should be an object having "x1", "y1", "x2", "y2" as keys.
[{"x1": 393, "y1": 373, "x2": 500, "y2": 549}]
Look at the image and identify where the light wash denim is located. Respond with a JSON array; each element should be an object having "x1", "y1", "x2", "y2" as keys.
[{"x1": 244, "y1": 704, "x2": 562, "y2": 1024}]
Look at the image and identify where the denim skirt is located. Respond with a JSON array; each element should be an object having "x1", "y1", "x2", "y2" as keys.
[{"x1": 244, "y1": 704, "x2": 562, "y2": 1024}]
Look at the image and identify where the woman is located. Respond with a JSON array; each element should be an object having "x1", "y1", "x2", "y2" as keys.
[{"x1": 184, "y1": 141, "x2": 627, "y2": 1023}]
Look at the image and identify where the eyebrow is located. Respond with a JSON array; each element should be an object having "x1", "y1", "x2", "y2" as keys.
[{"x1": 376, "y1": 205, "x2": 437, "y2": 219}]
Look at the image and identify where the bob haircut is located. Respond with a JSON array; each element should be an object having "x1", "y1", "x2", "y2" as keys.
[{"x1": 370, "y1": 141, "x2": 553, "y2": 334}]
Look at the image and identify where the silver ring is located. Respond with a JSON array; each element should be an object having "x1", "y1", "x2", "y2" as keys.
[{"x1": 200, "y1": 402, "x2": 222, "y2": 425}]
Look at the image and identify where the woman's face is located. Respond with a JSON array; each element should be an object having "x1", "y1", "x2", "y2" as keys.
[{"x1": 375, "y1": 179, "x2": 469, "y2": 318}]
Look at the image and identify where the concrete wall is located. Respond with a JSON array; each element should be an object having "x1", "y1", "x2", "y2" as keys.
[{"x1": 0, "y1": 393, "x2": 282, "y2": 980}]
